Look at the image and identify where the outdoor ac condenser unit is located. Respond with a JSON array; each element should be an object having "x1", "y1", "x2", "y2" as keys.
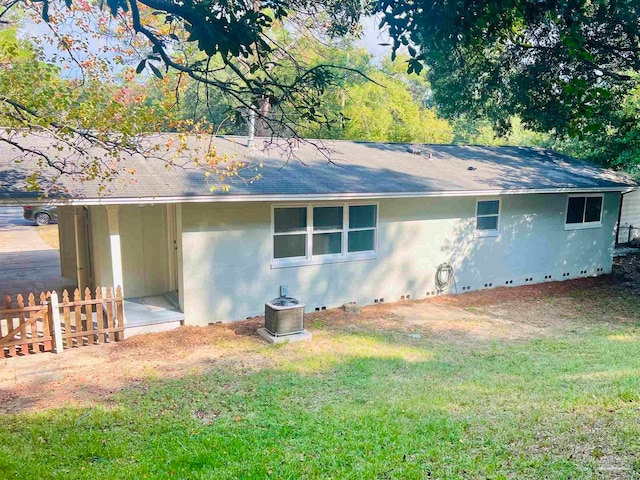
[{"x1": 264, "y1": 296, "x2": 305, "y2": 336}]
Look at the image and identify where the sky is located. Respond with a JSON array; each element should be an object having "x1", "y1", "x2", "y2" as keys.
[
  {"x1": 358, "y1": 15, "x2": 393, "y2": 61},
  {"x1": 21, "y1": 11, "x2": 394, "y2": 79}
]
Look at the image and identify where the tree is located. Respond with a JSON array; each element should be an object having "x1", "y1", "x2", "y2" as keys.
[
  {"x1": 0, "y1": 0, "x2": 370, "y2": 188},
  {"x1": 377, "y1": 0, "x2": 640, "y2": 139},
  {"x1": 342, "y1": 71, "x2": 453, "y2": 143}
]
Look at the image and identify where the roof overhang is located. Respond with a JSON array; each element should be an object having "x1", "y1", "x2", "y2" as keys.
[{"x1": 0, "y1": 185, "x2": 636, "y2": 206}]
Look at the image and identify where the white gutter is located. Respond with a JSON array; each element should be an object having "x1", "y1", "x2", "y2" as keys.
[{"x1": 0, "y1": 186, "x2": 636, "y2": 206}]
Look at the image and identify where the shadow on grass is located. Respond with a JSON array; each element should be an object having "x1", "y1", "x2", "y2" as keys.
[{"x1": 3, "y1": 329, "x2": 640, "y2": 479}]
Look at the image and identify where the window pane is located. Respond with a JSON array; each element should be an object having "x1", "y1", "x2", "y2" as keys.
[
  {"x1": 348, "y1": 230, "x2": 375, "y2": 252},
  {"x1": 349, "y1": 205, "x2": 377, "y2": 229},
  {"x1": 312, "y1": 232, "x2": 342, "y2": 255},
  {"x1": 477, "y1": 216, "x2": 498, "y2": 230},
  {"x1": 566, "y1": 197, "x2": 586, "y2": 224},
  {"x1": 313, "y1": 206, "x2": 343, "y2": 231},
  {"x1": 274, "y1": 208, "x2": 307, "y2": 233},
  {"x1": 477, "y1": 200, "x2": 500, "y2": 216},
  {"x1": 585, "y1": 197, "x2": 603, "y2": 223},
  {"x1": 274, "y1": 234, "x2": 306, "y2": 259}
]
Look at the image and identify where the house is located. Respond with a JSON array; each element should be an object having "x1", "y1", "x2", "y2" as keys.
[{"x1": 0, "y1": 134, "x2": 636, "y2": 334}]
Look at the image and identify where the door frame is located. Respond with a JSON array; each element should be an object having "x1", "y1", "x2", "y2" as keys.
[{"x1": 166, "y1": 204, "x2": 184, "y2": 311}]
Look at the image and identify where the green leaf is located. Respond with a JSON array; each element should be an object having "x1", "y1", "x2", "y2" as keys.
[
  {"x1": 135, "y1": 59, "x2": 146, "y2": 74},
  {"x1": 41, "y1": 0, "x2": 50, "y2": 21},
  {"x1": 149, "y1": 62, "x2": 163, "y2": 79}
]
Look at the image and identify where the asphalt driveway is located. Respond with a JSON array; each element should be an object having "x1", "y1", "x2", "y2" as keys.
[{"x1": 0, "y1": 207, "x2": 75, "y2": 297}]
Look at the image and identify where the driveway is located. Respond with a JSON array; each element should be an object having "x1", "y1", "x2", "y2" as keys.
[{"x1": 0, "y1": 207, "x2": 75, "y2": 298}]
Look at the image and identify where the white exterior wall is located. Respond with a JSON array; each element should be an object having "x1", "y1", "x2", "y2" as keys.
[
  {"x1": 57, "y1": 206, "x2": 77, "y2": 280},
  {"x1": 620, "y1": 190, "x2": 640, "y2": 241},
  {"x1": 88, "y1": 206, "x2": 113, "y2": 288},
  {"x1": 88, "y1": 205, "x2": 171, "y2": 298},
  {"x1": 180, "y1": 192, "x2": 620, "y2": 325}
]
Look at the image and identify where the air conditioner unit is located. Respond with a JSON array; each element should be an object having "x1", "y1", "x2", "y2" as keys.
[{"x1": 264, "y1": 297, "x2": 305, "y2": 336}]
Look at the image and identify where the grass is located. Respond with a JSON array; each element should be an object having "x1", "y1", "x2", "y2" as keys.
[
  {"x1": 2, "y1": 289, "x2": 640, "y2": 478},
  {"x1": 36, "y1": 225, "x2": 60, "y2": 249}
]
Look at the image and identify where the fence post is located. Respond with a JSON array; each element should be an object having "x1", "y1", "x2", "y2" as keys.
[{"x1": 50, "y1": 291, "x2": 64, "y2": 354}]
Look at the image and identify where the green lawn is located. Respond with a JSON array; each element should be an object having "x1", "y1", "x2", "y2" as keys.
[{"x1": 2, "y1": 286, "x2": 640, "y2": 479}]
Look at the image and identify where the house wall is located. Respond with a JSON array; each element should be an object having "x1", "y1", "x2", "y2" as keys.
[
  {"x1": 619, "y1": 190, "x2": 640, "y2": 241},
  {"x1": 88, "y1": 205, "x2": 171, "y2": 298},
  {"x1": 88, "y1": 206, "x2": 113, "y2": 289},
  {"x1": 57, "y1": 206, "x2": 77, "y2": 280},
  {"x1": 180, "y1": 192, "x2": 620, "y2": 325}
]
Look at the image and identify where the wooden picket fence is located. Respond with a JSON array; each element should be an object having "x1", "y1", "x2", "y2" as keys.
[
  {"x1": 0, "y1": 286, "x2": 125, "y2": 358},
  {"x1": 0, "y1": 293, "x2": 51, "y2": 357}
]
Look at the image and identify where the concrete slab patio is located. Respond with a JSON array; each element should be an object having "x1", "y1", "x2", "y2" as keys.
[{"x1": 0, "y1": 207, "x2": 76, "y2": 297}]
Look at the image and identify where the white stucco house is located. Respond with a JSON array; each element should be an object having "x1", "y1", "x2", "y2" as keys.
[{"x1": 0, "y1": 135, "x2": 637, "y2": 334}]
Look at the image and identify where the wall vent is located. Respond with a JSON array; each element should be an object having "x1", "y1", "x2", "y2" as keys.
[
  {"x1": 505, "y1": 280, "x2": 513, "y2": 285},
  {"x1": 544, "y1": 275, "x2": 552, "y2": 280}
]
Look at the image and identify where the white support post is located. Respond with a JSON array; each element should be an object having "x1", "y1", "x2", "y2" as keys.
[
  {"x1": 106, "y1": 206, "x2": 126, "y2": 327},
  {"x1": 106, "y1": 206, "x2": 124, "y2": 293},
  {"x1": 50, "y1": 291, "x2": 63, "y2": 354}
]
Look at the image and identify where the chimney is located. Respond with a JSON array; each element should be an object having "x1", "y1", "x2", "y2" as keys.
[{"x1": 247, "y1": 108, "x2": 256, "y2": 149}]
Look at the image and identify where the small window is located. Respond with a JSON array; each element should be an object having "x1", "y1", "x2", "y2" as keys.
[
  {"x1": 476, "y1": 200, "x2": 500, "y2": 232},
  {"x1": 565, "y1": 195, "x2": 603, "y2": 227},
  {"x1": 273, "y1": 207, "x2": 307, "y2": 259},
  {"x1": 348, "y1": 205, "x2": 377, "y2": 253},
  {"x1": 312, "y1": 206, "x2": 343, "y2": 256}
]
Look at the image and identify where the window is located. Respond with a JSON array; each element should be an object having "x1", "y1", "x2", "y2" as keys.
[
  {"x1": 565, "y1": 195, "x2": 603, "y2": 228},
  {"x1": 272, "y1": 203, "x2": 378, "y2": 266},
  {"x1": 476, "y1": 199, "x2": 500, "y2": 234},
  {"x1": 312, "y1": 206, "x2": 343, "y2": 256},
  {"x1": 273, "y1": 207, "x2": 307, "y2": 259},
  {"x1": 348, "y1": 205, "x2": 377, "y2": 252}
]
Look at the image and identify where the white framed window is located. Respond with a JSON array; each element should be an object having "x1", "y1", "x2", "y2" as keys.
[
  {"x1": 565, "y1": 194, "x2": 603, "y2": 230},
  {"x1": 475, "y1": 199, "x2": 500, "y2": 237},
  {"x1": 273, "y1": 206, "x2": 308, "y2": 259},
  {"x1": 272, "y1": 203, "x2": 378, "y2": 268}
]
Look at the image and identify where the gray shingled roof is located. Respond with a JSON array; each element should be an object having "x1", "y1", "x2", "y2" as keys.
[{"x1": 0, "y1": 133, "x2": 636, "y2": 204}]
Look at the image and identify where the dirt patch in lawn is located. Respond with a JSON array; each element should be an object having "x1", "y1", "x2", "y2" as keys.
[
  {"x1": 613, "y1": 252, "x2": 640, "y2": 293},
  {"x1": 1, "y1": 256, "x2": 638, "y2": 415}
]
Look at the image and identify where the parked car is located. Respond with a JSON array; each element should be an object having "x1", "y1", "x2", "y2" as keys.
[{"x1": 23, "y1": 206, "x2": 57, "y2": 226}]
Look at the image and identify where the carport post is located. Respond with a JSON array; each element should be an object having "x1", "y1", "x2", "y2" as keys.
[{"x1": 50, "y1": 291, "x2": 64, "y2": 354}]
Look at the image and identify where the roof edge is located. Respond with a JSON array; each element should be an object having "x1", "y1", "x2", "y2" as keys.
[{"x1": 1, "y1": 186, "x2": 635, "y2": 206}]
